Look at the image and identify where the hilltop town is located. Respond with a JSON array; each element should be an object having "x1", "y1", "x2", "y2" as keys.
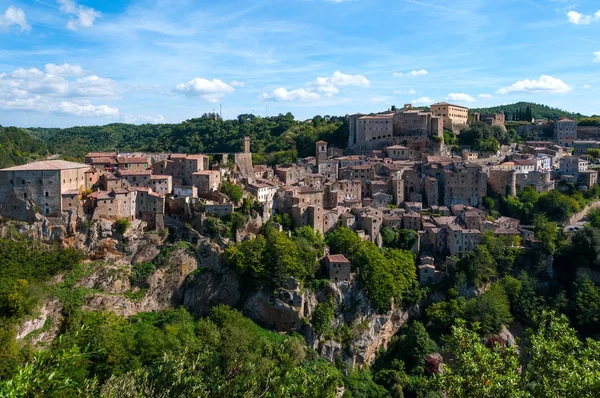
[{"x1": 0, "y1": 102, "x2": 597, "y2": 284}]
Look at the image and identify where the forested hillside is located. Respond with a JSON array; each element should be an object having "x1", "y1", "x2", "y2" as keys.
[
  {"x1": 0, "y1": 126, "x2": 50, "y2": 168},
  {"x1": 470, "y1": 102, "x2": 585, "y2": 120},
  {"x1": 28, "y1": 113, "x2": 348, "y2": 165}
]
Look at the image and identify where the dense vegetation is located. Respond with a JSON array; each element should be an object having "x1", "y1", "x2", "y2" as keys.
[
  {"x1": 470, "y1": 102, "x2": 585, "y2": 121},
  {"x1": 0, "y1": 126, "x2": 51, "y2": 168},
  {"x1": 3, "y1": 208, "x2": 600, "y2": 396},
  {"x1": 459, "y1": 121, "x2": 517, "y2": 152},
  {"x1": 498, "y1": 185, "x2": 600, "y2": 224},
  {"x1": 27, "y1": 113, "x2": 348, "y2": 166}
]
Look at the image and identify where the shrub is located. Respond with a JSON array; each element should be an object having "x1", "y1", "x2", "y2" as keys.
[
  {"x1": 114, "y1": 218, "x2": 130, "y2": 235},
  {"x1": 130, "y1": 262, "x2": 156, "y2": 286}
]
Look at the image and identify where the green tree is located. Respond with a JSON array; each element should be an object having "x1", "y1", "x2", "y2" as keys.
[
  {"x1": 430, "y1": 320, "x2": 524, "y2": 398},
  {"x1": 572, "y1": 275, "x2": 600, "y2": 330},
  {"x1": 220, "y1": 180, "x2": 243, "y2": 203},
  {"x1": 326, "y1": 227, "x2": 362, "y2": 259}
]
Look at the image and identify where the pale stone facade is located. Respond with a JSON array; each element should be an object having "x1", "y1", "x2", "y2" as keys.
[{"x1": 430, "y1": 102, "x2": 469, "y2": 130}]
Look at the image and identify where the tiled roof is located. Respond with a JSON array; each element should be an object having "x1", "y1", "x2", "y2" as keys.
[
  {"x1": 0, "y1": 160, "x2": 90, "y2": 171},
  {"x1": 327, "y1": 254, "x2": 350, "y2": 263}
]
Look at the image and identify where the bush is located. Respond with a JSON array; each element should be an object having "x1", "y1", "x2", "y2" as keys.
[
  {"x1": 114, "y1": 218, "x2": 130, "y2": 235},
  {"x1": 312, "y1": 300, "x2": 335, "y2": 336},
  {"x1": 130, "y1": 262, "x2": 156, "y2": 286}
]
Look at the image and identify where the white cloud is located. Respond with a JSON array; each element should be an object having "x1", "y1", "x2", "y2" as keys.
[
  {"x1": 394, "y1": 69, "x2": 428, "y2": 77},
  {"x1": 446, "y1": 93, "x2": 475, "y2": 102},
  {"x1": 313, "y1": 70, "x2": 370, "y2": 88},
  {"x1": 594, "y1": 51, "x2": 600, "y2": 62},
  {"x1": 230, "y1": 80, "x2": 245, "y2": 87},
  {"x1": 567, "y1": 10, "x2": 600, "y2": 24},
  {"x1": 260, "y1": 70, "x2": 368, "y2": 101},
  {"x1": 259, "y1": 87, "x2": 320, "y2": 101},
  {"x1": 58, "y1": 101, "x2": 118, "y2": 117},
  {"x1": 122, "y1": 113, "x2": 165, "y2": 124},
  {"x1": 58, "y1": 0, "x2": 101, "y2": 31},
  {"x1": 0, "y1": 65, "x2": 120, "y2": 117},
  {"x1": 45, "y1": 63, "x2": 84, "y2": 76},
  {"x1": 412, "y1": 96, "x2": 433, "y2": 105},
  {"x1": 0, "y1": 6, "x2": 30, "y2": 32},
  {"x1": 497, "y1": 75, "x2": 571, "y2": 94},
  {"x1": 394, "y1": 89, "x2": 416, "y2": 95},
  {"x1": 584, "y1": 84, "x2": 591, "y2": 89},
  {"x1": 370, "y1": 96, "x2": 392, "y2": 104},
  {"x1": 0, "y1": 67, "x2": 120, "y2": 98},
  {"x1": 478, "y1": 94, "x2": 493, "y2": 99},
  {"x1": 173, "y1": 78, "x2": 235, "y2": 102}
]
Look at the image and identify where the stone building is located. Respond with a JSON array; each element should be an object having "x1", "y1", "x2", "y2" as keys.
[
  {"x1": 0, "y1": 160, "x2": 91, "y2": 220},
  {"x1": 560, "y1": 156, "x2": 588, "y2": 174},
  {"x1": 117, "y1": 156, "x2": 150, "y2": 170},
  {"x1": 443, "y1": 163, "x2": 487, "y2": 207},
  {"x1": 191, "y1": 170, "x2": 221, "y2": 197},
  {"x1": 430, "y1": 102, "x2": 469, "y2": 131},
  {"x1": 555, "y1": 118, "x2": 577, "y2": 147},
  {"x1": 324, "y1": 254, "x2": 351, "y2": 282},
  {"x1": 393, "y1": 107, "x2": 443, "y2": 138},
  {"x1": 573, "y1": 140, "x2": 600, "y2": 156}
]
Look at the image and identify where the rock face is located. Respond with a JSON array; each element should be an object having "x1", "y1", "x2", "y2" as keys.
[
  {"x1": 16, "y1": 299, "x2": 63, "y2": 347},
  {"x1": 242, "y1": 278, "x2": 316, "y2": 332},
  {"x1": 83, "y1": 246, "x2": 198, "y2": 317},
  {"x1": 326, "y1": 281, "x2": 411, "y2": 367},
  {"x1": 183, "y1": 239, "x2": 240, "y2": 316}
]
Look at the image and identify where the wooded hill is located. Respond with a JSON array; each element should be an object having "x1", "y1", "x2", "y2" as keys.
[{"x1": 470, "y1": 102, "x2": 585, "y2": 120}]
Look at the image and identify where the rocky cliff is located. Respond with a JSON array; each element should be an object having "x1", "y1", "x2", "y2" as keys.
[{"x1": 11, "y1": 217, "x2": 415, "y2": 368}]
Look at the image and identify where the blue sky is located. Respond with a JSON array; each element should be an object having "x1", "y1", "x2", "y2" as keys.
[{"x1": 0, "y1": 0, "x2": 599, "y2": 127}]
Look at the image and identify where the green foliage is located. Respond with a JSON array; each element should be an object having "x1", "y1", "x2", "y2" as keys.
[
  {"x1": 225, "y1": 225, "x2": 322, "y2": 286},
  {"x1": 312, "y1": 300, "x2": 336, "y2": 336},
  {"x1": 470, "y1": 102, "x2": 584, "y2": 121},
  {"x1": 272, "y1": 212, "x2": 292, "y2": 229},
  {"x1": 463, "y1": 283, "x2": 513, "y2": 334},
  {"x1": 129, "y1": 262, "x2": 156, "y2": 286},
  {"x1": 114, "y1": 218, "x2": 131, "y2": 235},
  {"x1": 326, "y1": 227, "x2": 362, "y2": 259},
  {"x1": 572, "y1": 275, "x2": 600, "y2": 330},
  {"x1": 500, "y1": 187, "x2": 595, "y2": 223},
  {"x1": 354, "y1": 242, "x2": 415, "y2": 313},
  {"x1": 396, "y1": 321, "x2": 437, "y2": 375},
  {"x1": 0, "y1": 126, "x2": 50, "y2": 168},
  {"x1": 459, "y1": 122, "x2": 510, "y2": 153},
  {"x1": 0, "y1": 237, "x2": 83, "y2": 323},
  {"x1": 28, "y1": 113, "x2": 348, "y2": 165},
  {"x1": 220, "y1": 180, "x2": 243, "y2": 203},
  {"x1": 430, "y1": 319, "x2": 524, "y2": 398},
  {"x1": 0, "y1": 306, "x2": 343, "y2": 397}
]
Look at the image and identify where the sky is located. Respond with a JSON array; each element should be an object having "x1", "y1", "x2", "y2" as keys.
[{"x1": 0, "y1": 0, "x2": 599, "y2": 127}]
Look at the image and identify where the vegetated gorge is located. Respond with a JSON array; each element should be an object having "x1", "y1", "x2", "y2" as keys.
[{"x1": 2, "y1": 107, "x2": 600, "y2": 397}]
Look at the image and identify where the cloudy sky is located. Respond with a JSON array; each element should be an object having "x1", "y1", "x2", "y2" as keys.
[{"x1": 0, "y1": 0, "x2": 599, "y2": 127}]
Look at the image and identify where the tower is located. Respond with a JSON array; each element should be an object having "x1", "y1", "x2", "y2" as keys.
[
  {"x1": 316, "y1": 140, "x2": 327, "y2": 167},
  {"x1": 243, "y1": 136, "x2": 251, "y2": 153}
]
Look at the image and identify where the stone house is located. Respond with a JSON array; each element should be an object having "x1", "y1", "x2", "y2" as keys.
[
  {"x1": 324, "y1": 254, "x2": 351, "y2": 282},
  {"x1": 0, "y1": 160, "x2": 91, "y2": 220},
  {"x1": 117, "y1": 156, "x2": 150, "y2": 170},
  {"x1": 192, "y1": 170, "x2": 221, "y2": 197}
]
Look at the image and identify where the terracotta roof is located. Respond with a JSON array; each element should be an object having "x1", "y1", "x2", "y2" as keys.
[
  {"x1": 85, "y1": 152, "x2": 117, "y2": 158},
  {"x1": 0, "y1": 160, "x2": 90, "y2": 171},
  {"x1": 117, "y1": 156, "x2": 149, "y2": 164},
  {"x1": 150, "y1": 175, "x2": 171, "y2": 180},
  {"x1": 431, "y1": 101, "x2": 469, "y2": 109},
  {"x1": 91, "y1": 157, "x2": 117, "y2": 164},
  {"x1": 326, "y1": 254, "x2": 350, "y2": 263},
  {"x1": 118, "y1": 169, "x2": 152, "y2": 176}
]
